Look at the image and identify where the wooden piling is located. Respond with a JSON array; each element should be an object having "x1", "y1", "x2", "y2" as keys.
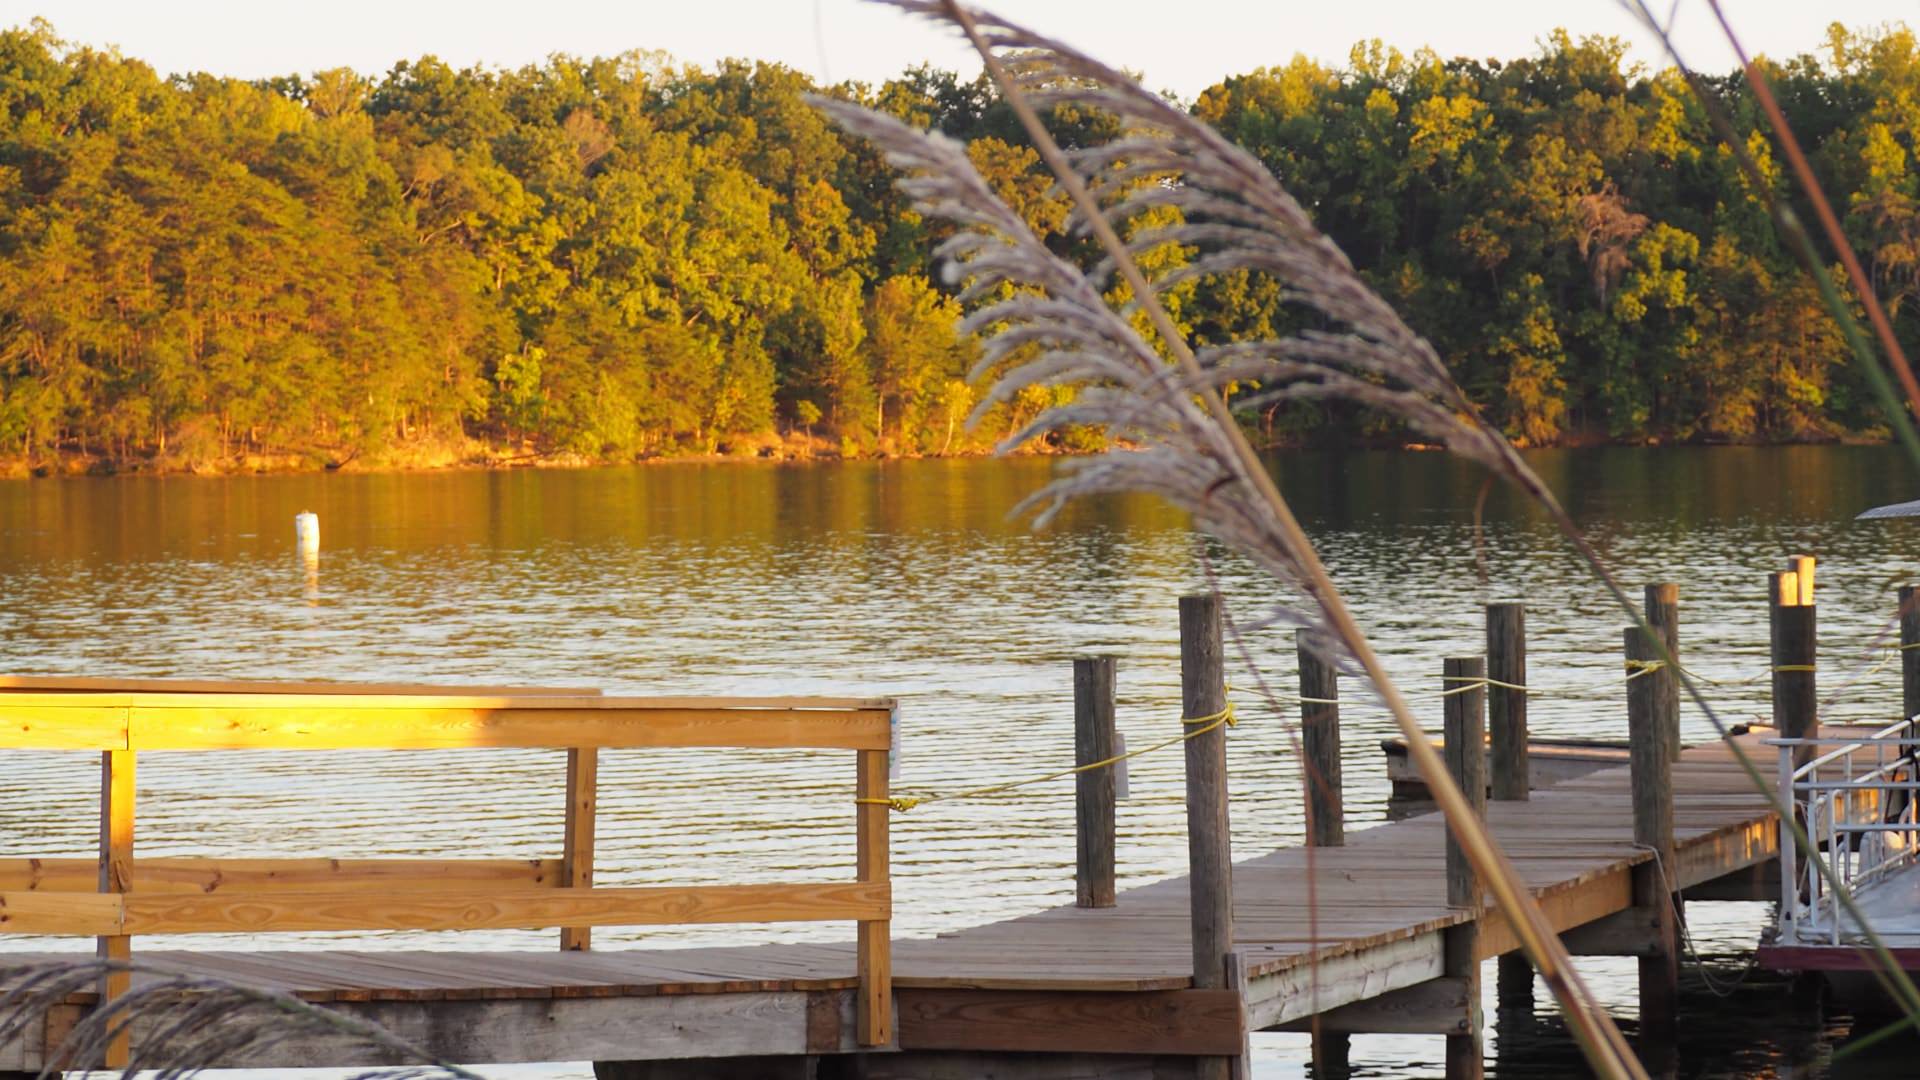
[
  {"x1": 1626, "y1": 624, "x2": 1680, "y2": 1048},
  {"x1": 1771, "y1": 568, "x2": 1817, "y2": 765},
  {"x1": 1297, "y1": 631, "x2": 1344, "y2": 849},
  {"x1": 1180, "y1": 594, "x2": 1234, "y2": 1080},
  {"x1": 1441, "y1": 656, "x2": 1485, "y2": 1080},
  {"x1": 1443, "y1": 657, "x2": 1488, "y2": 909},
  {"x1": 1486, "y1": 603, "x2": 1528, "y2": 803},
  {"x1": 1645, "y1": 583, "x2": 1681, "y2": 756},
  {"x1": 1296, "y1": 630, "x2": 1348, "y2": 1074},
  {"x1": 1484, "y1": 604, "x2": 1532, "y2": 1009},
  {"x1": 1440, "y1": 657, "x2": 1486, "y2": 1078},
  {"x1": 1074, "y1": 656, "x2": 1118, "y2": 910}
]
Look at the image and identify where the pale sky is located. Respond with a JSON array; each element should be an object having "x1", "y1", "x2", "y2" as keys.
[{"x1": 7, "y1": 1, "x2": 1916, "y2": 97}]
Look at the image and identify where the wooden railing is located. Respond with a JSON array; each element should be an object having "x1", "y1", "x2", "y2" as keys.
[{"x1": 0, "y1": 686, "x2": 896, "y2": 1061}]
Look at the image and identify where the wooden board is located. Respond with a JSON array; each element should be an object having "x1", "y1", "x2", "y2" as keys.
[
  {"x1": 0, "y1": 693, "x2": 895, "y2": 751},
  {"x1": 896, "y1": 988, "x2": 1244, "y2": 1056},
  {"x1": 0, "y1": 858, "x2": 564, "y2": 895},
  {"x1": 0, "y1": 675, "x2": 603, "y2": 696}
]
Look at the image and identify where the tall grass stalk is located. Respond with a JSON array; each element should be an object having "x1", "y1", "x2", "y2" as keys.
[
  {"x1": 822, "y1": 1, "x2": 1920, "y2": 1071},
  {"x1": 822, "y1": 2, "x2": 1656, "y2": 1073}
]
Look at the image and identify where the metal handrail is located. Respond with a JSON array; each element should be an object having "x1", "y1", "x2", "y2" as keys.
[{"x1": 1776, "y1": 715, "x2": 1920, "y2": 945}]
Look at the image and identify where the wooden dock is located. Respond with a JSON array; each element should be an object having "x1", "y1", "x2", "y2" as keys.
[
  {"x1": 0, "y1": 566, "x2": 1877, "y2": 1078},
  {"x1": 0, "y1": 712, "x2": 1785, "y2": 1078}
]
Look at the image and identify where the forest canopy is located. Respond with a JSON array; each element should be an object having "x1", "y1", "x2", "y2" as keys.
[{"x1": 0, "y1": 19, "x2": 1917, "y2": 472}]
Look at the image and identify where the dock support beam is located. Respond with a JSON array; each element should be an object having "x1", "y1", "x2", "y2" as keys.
[
  {"x1": 1484, "y1": 603, "x2": 1531, "y2": 1013},
  {"x1": 1074, "y1": 656, "x2": 1118, "y2": 909},
  {"x1": 1442, "y1": 656, "x2": 1486, "y2": 1080},
  {"x1": 1627, "y1": 620, "x2": 1680, "y2": 1058},
  {"x1": 1296, "y1": 630, "x2": 1347, "y2": 1075},
  {"x1": 1180, "y1": 594, "x2": 1238, "y2": 1080}
]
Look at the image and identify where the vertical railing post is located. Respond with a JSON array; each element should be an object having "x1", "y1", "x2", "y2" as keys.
[
  {"x1": 1627, "y1": 623, "x2": 1679, "y2": 1050},
  {"x1": 1778, "y1": 742, "x2": 1798, "y2": 936},
  {"x1": 1441, "y1": 656, "x2": 1486, "y2": 1080},
  {"x1": 1074, "y1": 655, "x2": 1118, "y2": 909},
  {"x1": 98, "y1": 749, "x2": 135, "y2": 1069},
  {"x1": 856, "y1": 745, "x2": 893, "y2": 1047},
  {"x1": 560, "y1": 746, "x2": 598, "y2": 951},
  {"x1": 1484, "y1": 603, "x2": 1532, "y2": 1011},
  {"x1": 1898, "y1": 585, "x2": 1920, "y2": 864},
  {"x1": 1772, "y1": 565, "x2": 1817, "y2": 766},
  {"x1": 1296, "y1": 629, "x2": 1346, "y2": 1075},
  {"x1": 1901, "y1": 585, "x2": 1920, "y2": 722},
  {"x1": 1180, "y1": 593, "x2": 1235, "y2": 1080}
]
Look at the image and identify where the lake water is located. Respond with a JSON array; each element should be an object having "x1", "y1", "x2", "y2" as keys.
[{"x1": 4, "y1": 445, "x2": 1920, "y2": 1077}]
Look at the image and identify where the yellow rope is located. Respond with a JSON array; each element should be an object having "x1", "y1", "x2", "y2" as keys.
[
  {"x1": 1623, "y1": 658, "x2": 1666, "y2": 680},
  {"x1": 1773, "y1": 664, "x2": 1816, "y2": 673},
  {"x1": 859, "y1": 697, "x2": 1237, "y2": 813}
]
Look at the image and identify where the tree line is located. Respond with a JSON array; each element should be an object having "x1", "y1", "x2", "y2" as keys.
[{"x1": 0, "y1": 19, "x2": 1915, "y2": 472}]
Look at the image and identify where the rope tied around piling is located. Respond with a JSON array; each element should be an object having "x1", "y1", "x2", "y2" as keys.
[{"x1": 857, "y1": 691, "x2": 1237, "y2": 813}]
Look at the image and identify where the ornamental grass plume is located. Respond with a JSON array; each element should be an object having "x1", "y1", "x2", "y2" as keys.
[
  {"x1": 815, "y1": 3, "x2": 1665, "y2": 1075},
  {"x1": 0, "y1": 959, "x2": 483, "y2": 1080}
]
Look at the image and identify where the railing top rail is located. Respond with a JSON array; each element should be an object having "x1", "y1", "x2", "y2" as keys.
[
  {"x1": 0, "y1": 690, "x2": 895, "y2": 710},
  {"x1": 0, "y1": 675, "x2": 605, "y2": 696},
  {"x1": 0, "y1": 691, "x2": 897, "y2": 752},
  {"x1": 1771, "y1": 717, "x2": 1919, "y2": 781}
]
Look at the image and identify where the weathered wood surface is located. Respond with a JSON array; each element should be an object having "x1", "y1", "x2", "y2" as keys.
[{"x1": 0, "y1": 731, "x2": 1791, "y2": 1069}]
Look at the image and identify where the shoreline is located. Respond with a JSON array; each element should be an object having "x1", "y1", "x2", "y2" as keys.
[{"x1": 0, "y1": 429, "x2": 1893, "y2": 481}]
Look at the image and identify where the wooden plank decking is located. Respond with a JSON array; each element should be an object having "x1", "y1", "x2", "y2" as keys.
[{"x1": 0, "y1": 729, "x2": 1786, "y2": 1072}]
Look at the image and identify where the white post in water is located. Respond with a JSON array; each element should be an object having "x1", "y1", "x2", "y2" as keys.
[{"x1": 295, "y1": 512, "x2": 320, "y2": 557}]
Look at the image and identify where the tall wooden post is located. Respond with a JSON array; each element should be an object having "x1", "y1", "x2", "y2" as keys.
[
  {"x1": 855, "y1": 747, "x2": 893, "y2": 1047},
  {"x1": 1075, "y1": 656, "x2": 1118, "y2": 909},
  {"x1": 1297, "y1": 630, "x2": 1347, "y2": 1074},
  {"x1": 1180, "y1": 594, "x2": 1235, "y2": 1080},
  {"x1": 1771, "y1": 566, "x2": 1817, "y2": 766},
  {"x1": 1298, "y1": 630, "x2": 1344, "y2": 848},
  {"x1": 1442, "y1": 656, "x2": 1486, "y2": 1080},
  {"x1": 1486, "y1": 603, "x2": 1528, "y2": 803},
  {"x1": 1626, "y1": 624, "x2": 1680, "y2": 1050},
  {"x1": 1645, "y1": 583, "x2": 1681, "y2": 756},
  {"x1": 1484, "y1": 603, "x2": 1532, "y2": 1010}
]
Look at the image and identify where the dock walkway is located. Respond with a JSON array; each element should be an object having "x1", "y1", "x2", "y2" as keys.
[{"x1": 0, "y1": 729, "x2": 1783, "y2": 1077}]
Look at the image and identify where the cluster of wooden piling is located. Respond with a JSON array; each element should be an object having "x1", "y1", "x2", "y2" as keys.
[{"x1": 1064, "y1": 564, "x2": 1862, "y2": 1078}]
